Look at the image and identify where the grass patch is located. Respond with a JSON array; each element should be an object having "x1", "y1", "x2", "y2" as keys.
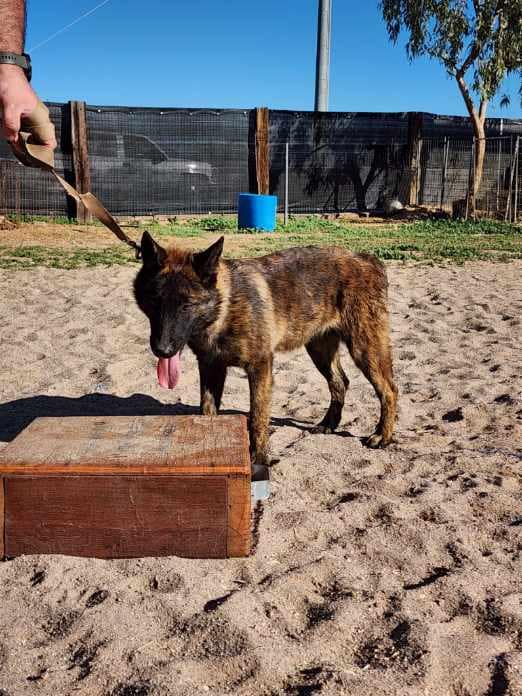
[
  {"x1": 5, "y1": 213, "x2": 101, "y2": 226},
  {"x1": 0, "y1": 245, "x2": 134, "y2": 269},
  {"x1": 0, "y1": 216, "x2": 520, "y2": 268},
  {"x1": 220, "y1": 218, "x2": 522, "y2": 263}
]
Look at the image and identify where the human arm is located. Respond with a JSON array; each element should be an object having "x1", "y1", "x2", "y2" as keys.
[{"x1": 0, "y1": 0, "x2": 56, "y2": 149}]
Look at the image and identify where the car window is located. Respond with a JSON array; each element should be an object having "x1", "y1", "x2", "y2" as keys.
[
  {"x1": 123, "y1": 134, "x2": 165, "y2": 163},
  {"x1": 89, "y1": 132, "x2": 118, "y2": 158}
]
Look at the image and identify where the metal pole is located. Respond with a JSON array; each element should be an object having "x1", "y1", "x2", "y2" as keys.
[
  {"x1": 284, "y1": 142, "x2": 289, "y2": 225},
  {"x1": 440, "y1": 136, "x2": 448, "y2": 210},
  {"x1": 314, "y1": 0, "x2": 332, "y2": 111},
  {"x1": 513, "y1": 137, "x2": 520, "y2": 223},
  {"x1": 465, "y1": 139, "x2": 474, "y2": 220},
  {"x1": 472, "y1": 138, "x2": 477, "y2": 219},
  {"x1": 496, "y1": 119, "x2": 503, "y2": 213},
  {"x1": 416, "y1": 138, "x2": 422, "y2": 205}
]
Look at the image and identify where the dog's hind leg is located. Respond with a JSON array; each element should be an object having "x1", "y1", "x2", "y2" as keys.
[
  {"x1": 306, "y1": 331, "x2": 349, "y2": 434},
  {"x1": 343, "y1": 319, "x2": 398, "y2": 448},
  {"x1": 197, "y1": 357, "x2": 227, "y2": 416}
]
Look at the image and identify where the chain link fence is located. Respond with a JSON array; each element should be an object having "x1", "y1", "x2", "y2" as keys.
[
  {"x1": 418, "y1": 136, "x2": 520, "y2": 219},
  {"x1": 271, "y1": 135, "x2": 521, "y2": 220}
]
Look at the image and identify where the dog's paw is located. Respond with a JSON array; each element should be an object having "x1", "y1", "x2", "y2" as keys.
[
  {"x1": 310, "y1": 424, "x2": 334, "y2": 435},
  {"x1": 251, "y1": 452, "x2": 270, "y2": 481},
  {"x1": 365, "y1": 432, "x2": 391, "y2": 449}
]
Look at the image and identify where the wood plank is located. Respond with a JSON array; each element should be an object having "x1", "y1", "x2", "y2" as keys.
[
  {"x1": 256, "y1": 107, "x2": 270, "y2": 195},
  {"x1": 69, "y1": 100, "x2": 92, "y2": 223},
  {"x1": 227, "y1": 474, "x2": 251, "y2": 557},
  {"x1": 0, "y1": 415, "x2": 250, "y2": 477},
  {"x1": 0, "y1": 478, "x2": 4, "y2": 559},
  {"x1": 5, "y1": 475, "x2": 229, "y2": 558},
  {"x1": 407, "y1": 112, "x2": 423, "y2": 206},
  {"x1": 248, "y1": 110, "x2": 258, "y2": 193}
]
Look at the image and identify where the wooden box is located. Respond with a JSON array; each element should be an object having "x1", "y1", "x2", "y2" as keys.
[{"x1": 0, "y1": 415, "x2": 251, "y2": 559}]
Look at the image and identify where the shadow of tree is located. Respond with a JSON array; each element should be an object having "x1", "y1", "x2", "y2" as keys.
[{"x1": 269, "y1": 111, "x2": 411, "y2": 213}]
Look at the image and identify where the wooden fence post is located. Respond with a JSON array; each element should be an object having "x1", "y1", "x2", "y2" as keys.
[
  {"x1": 255, "y1": 107, "x2": 270, "y2": 195},
  {"x1": 69, "y1": 100, "x2": 92, "y2": 223},
  {"x1": 407, "y1": 112, "x2": 423, "y2": 205}
]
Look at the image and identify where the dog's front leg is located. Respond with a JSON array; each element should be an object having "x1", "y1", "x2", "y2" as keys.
[
  {"x1": 198, "y1": 357, "x2": 227, "y2": 416},
  {"x1": 246, "y1": 357, "x2": 273, "y2": 480}
]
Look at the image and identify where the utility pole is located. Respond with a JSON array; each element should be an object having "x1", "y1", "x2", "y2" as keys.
[{"x1": 314, "y1": 0, "x2": 332, "y2": 111}]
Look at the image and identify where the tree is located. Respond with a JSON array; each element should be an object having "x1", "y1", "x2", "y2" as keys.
[{"x1": 380, "y1": 0, "x2": 522, "y2": 212}]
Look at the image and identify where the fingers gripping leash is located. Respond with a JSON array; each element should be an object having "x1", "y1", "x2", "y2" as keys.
[{"x1": 10, "y1": 100, "x2": 142, "y2": 259}]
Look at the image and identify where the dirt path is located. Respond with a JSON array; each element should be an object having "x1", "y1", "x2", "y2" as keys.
[{"x1": 0, "y1": 260, "x2": 520, "y2": 695}]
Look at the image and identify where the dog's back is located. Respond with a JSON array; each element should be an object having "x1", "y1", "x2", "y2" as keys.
[{"x1": 221, "y1": 246, "x2": 388, "y2": 354}]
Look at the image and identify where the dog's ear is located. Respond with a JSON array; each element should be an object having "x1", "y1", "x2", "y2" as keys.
[
  {"x1": 141, "y1": 230, "x2": 167, "y2": 269},
  {"x1": 192, "y1": 236, "x2": 224, "y2": 285}
]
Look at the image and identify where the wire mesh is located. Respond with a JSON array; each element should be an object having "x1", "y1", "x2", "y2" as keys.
[
  {"x1": 85, "y1": 106, "x2": 250, "y2": 215},
  {"x1": 269, "y1": 110, "x2": 412, "y2": 213},
  {"x1": 0, "y1": 103, "x2": 520, "y2": 220},
  {"x1": 418, "y1": 136, "x2": 521, "y2": 219},
  {"x1": 274, "y1": 135, "x2": 522, "y2": 218},
  {"x1": 0, "y1": 103, "x2": 72, "y2": 217},
  {"x1": 271, "y1": 140, "x2": 412, "y2": 213}
]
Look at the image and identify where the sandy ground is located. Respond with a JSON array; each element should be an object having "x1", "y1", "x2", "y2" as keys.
[{"x1": 0, "y1": 259, "x2": 521, "y2": 696}]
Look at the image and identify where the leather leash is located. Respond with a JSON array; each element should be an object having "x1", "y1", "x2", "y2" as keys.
[{"x1": 10, "y1": 103, "x2": 141, "y2": 258}]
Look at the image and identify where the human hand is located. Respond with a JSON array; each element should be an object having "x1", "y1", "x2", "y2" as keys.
[{"x1": 0, "y1": 63, "x2": 56, "y2": 149}]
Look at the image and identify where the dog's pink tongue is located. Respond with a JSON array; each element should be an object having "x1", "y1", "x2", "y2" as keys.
[{"x1": 156, "y1": 354, "x2": 181, "y2": 389}]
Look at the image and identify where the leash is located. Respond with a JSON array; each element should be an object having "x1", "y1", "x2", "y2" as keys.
[{"x1": 10, "y1": 102, "x2": 141, "y2": 259}]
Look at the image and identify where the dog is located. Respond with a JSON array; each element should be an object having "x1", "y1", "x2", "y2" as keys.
[{"x1": 134, "y1": 232, "x2": 398, "y2": 478}]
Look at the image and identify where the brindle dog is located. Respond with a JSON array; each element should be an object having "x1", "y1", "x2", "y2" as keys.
[{"x1": 134, "y1": 232, "x2": 398, "y2": 479}]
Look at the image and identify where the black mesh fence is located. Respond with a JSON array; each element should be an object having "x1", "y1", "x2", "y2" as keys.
[
  {"x1": 269, "y1": 111, "x2": 412, "y2": 212},
  {"x1": 270, "y1": 111, "x2": 406, "y2": 211},
  {"x1": 0, "y1": 102, "x2": 72, "y2": 216},
  {"x1": 85, "y1": 106, "x2": 251, "y2": 214},
  {"x1": 269, "y1": 110, "x2": 522, "y2": 217},
  {"x1": 0, "y1": 103, "x2": 520, "y2": 219},
  {"x1": 270, "y1": 140, "x2": 413, "y2": 213}
]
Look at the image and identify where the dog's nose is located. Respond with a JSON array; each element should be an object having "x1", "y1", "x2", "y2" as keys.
[
  {"x1": 155, "y1": 347, "x2": 174, "y2": 359},
  {"x1": 151, "y1": 338, "x2": 175, "y2": 358}
]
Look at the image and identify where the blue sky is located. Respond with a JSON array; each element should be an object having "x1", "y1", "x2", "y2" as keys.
[{"x1": 27, "y1": 0, "x2": 521, "y2": 119}]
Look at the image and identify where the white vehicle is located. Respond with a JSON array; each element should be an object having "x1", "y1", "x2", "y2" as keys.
[
  {"x1": 0, "y1": 130, "x2": 216, "y2": 215},
  {"x1": 90, "y1": 131, "x2": 214, "y2": 183}
]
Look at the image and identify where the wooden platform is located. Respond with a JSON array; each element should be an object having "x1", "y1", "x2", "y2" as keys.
[{"x1": 0, "y1": 415, "x2": 251, "y2": 559}]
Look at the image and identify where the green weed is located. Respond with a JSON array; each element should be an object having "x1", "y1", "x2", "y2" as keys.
[{"x1": 0, "y1": 216, "x2": 519, "y2": 268}]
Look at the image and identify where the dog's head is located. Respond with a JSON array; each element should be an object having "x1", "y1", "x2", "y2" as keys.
[{"x1": 133, "y1": 231, "x2": 224, "y2": 358}]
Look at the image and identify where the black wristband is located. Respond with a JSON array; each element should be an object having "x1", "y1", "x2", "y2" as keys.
[{"x1": 0, "y1": 52, "x2": 32, "y2": 81}]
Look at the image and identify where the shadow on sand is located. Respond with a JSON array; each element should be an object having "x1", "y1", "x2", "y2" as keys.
[{"x1": 0, "y1": 393, "x2": 356, "y2": 443}]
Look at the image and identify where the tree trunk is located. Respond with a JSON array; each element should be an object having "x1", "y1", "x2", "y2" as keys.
[
  {"x1": 454, "y1": 72, "x2": 488, "y2": 218},
  {"x1": 471, "y1": 119, "x2": 486, "y2": 217}
]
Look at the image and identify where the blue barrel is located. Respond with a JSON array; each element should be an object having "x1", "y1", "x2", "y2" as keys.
[{"x1": 238, "y1": 193, "x2": 277, "y2": 231}]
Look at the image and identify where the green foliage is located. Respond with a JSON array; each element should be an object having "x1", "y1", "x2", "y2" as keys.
[
  {"x1": 380, "y1": 0, "x2": 522, "y2": 104},
  {"x1": 6, "y1": 214, "x2": 77, "y2": 225},
  {"x1": 0, "y1": 245, "x2": 133, "y2": 269},
  {"x1": 193, "y1": 216, "x2": 237, "y2": 231}
]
